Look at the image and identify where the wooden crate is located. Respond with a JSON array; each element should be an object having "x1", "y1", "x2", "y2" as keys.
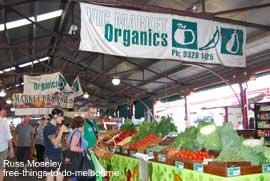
[
  {"x1": 152, "y1": 150, "x2": 170, "y2": 164},
  {"x1": 204, "y1": 161, "x2": 262, "y2": 177},
  {"x1": 167, "y1": 156, "x2": 203, "y2": 170},
  {"x1": 130, "y1": 136, "x2": 162, "y2": 152}
]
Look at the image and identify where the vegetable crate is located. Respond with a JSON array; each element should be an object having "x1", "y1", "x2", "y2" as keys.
[
  {"x1": 204, "y1": 161, "x2": 262, "y2": 177},
  {"x1": 167, "y1": 156, "x2": 203, "y2": 170},
  {"x1": 152, "y1": 150, "x2": 170, "y2": 164},
  {"x1": 130, "y1": 136, "x2": 162, "y2": 152}
]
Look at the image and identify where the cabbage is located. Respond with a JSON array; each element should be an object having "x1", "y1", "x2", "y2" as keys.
[
  {"x1": 197, "y1": 123, "x2": 222, "y2": 150},
  {"x1": 243, "y1": 138, "x2": 264, "y2": 147}
]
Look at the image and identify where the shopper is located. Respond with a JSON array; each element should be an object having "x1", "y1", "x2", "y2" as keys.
[
  {"x1": 14, "y1": 116, "x2": 33, "y2": 169},
  {"x1": 44, "y1": 108, "x2": 66, "y2": 181},
  {"x1": 66, "y1": 117, "x2": 89, "y2": 181},
  {"x1": 35, "y1": 118, "x2": 47, "y2": 162},
  {"x1": 84, "y1": 106, "x2": 99, "y2": 149},
  {"x1": 84, "y1": 106, "x2": 103, "y2": 181},
  {"x1": 0, "y1": 107, "x2": 14, "y2": 181}
]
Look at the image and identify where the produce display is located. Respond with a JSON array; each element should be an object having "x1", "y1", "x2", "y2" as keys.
[
  {"x1": 132, "y1": 121, "x2": 159, "y2": 142},
  {"x1": 148, "y1": 145, "x2": 168, "y2": 152},
  {"x1": 215, "y1": 122, "x2": 270, "y2": 165},
  {"x1": 156, "y1": 117, "x2": 177, "y2": 138},
  {"x1": 110, "y1": 130, "x2": 137, "y2": 145},
  {"x1": 132, "y1": 118, "x2": 177, "y2": 142},
  {"x1": 117, "y1": 136, "x2": 132, "y2": 146},
  {"x1": 99, "y1": 117, "x2": 270, "y2": 178},
  {"x1": 170, "y1": 126, "x2": 201, "y2": 151},
  {"x1": 102, "y1": 130, "x2": 120, "y2": 141},
  {"x1": 131, "y1": 134, "x2": 161, "y2": 150},
  {"x1": 167, "y1": 148, "x2": 213, "y2": 161},
  {"x1": 120, "y1": 122, "x2": 136, "y2": 131}
]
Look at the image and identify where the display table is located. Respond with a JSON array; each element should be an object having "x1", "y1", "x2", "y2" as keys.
[
  {"x1": 100, "y1": 154, "x2": 141, "y2": 181},
  {"x1": 150, "y1": 161, "x2": 270, "y2": 181},
  {"x1": 101, "y1": 154, "x2": 270, "y2": 181}
]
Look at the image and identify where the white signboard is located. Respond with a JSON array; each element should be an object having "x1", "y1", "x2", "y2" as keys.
[
  {"x1": 80, "y1": 3, "x2": 246, "y2": 67},
  {"x1": 23, "y1": 73, "x2": 83, "y2": 97}
]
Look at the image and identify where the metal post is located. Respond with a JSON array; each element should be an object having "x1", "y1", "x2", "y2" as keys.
[
  {"x1": 152, "y1": 97, "x2": 156, "y2": 120},
  {"x1": 184, "y1": 96, "x2": 190, "y2": 128},
  {"x1": 224, "y1": 106, "x2": 228, "y2": 122},
  {"x1": 239, "y1": 83, "x2": 248, "y2": 129}
]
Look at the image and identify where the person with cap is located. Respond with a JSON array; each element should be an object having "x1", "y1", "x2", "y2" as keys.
[
  {"x1": 0, "y1": 107, "x2": 14, "y2": 181},
  {"x1": 44, "y1": 108, "x2": 66, "y2": 181}
]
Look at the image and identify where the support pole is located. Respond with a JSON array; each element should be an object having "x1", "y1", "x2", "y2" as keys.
[
  {"x1": 239, "y1": 83, "x2": 248, "y2": 129},
  {"x1": 184, "y1": 96, "x2": 190, "y2": 128}
]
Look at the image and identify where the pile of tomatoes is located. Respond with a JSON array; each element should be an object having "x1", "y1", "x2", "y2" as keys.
[
  {"x1": 131, "y1": 134, "x2": 159, "y2": 149},
  {"x1": 167, "y1": 148, "x2": 213, "y2": 161}
]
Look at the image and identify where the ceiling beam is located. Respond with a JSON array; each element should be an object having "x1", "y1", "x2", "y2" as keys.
[
  {"x1": 2, "y1": 1, "x2": 17, "y2": 68},
  {"x1": 47, "y1": 0, "x2": 73, "y2": 73},
  {"x1": 213, "y1": 3, "x2": 270, "y2": 16},
  {"x1": 136, "y1": 64, "x2": 189, "y2": 88},
  {"x1": 80, "y1": 0, "x2": 270, "y2": 30},
  {"x1": 54, "y1": 55, "x2": 154, "y2": 95},
  {"x1": 0, "y1": 0, "x2": 36, "y2": 10},
  {"x1": 123, "y1": 58, "x2": 182, "y2": 84}
]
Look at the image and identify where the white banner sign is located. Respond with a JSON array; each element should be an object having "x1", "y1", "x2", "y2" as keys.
[
  {"x1": 79, "y1": 3, "x2": 246, "y2": 67},
  {"x1": 23, "y1": 72, "x2": 83, "y2": 97},
  {"x1": 12, "y1": 93, "x2": 74, "y2": 109}
]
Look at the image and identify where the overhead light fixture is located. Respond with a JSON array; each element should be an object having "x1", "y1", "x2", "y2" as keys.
[
  {"x1": 3, "y1": 67, "x2": 15, "y2": 72},
  {"x1": 0, "y1": 89, "x2": 6, "y2": 97},
  {"x1": 0, "y1": 10, "x2": 63, "y2": 31},
  {"x1": 19, "y1": 62, "x2": 33, "y2": 68},
  {"x1": 18, "y1": 56, "x2": 50, "y2": 68},
  {"x1": 192, "y1": 4, "x2": 197, "y2": 11},
  {"x1": 11, "y1": 107, "x2": 15, "y2": 112},
  {"x1": 6, "y1": 99, "x2": 12, "y2": 104},
  {"x1": 112, "y1": 77, "x2": 120, "y2": 86},
  {"x1": 39, "y1": 56, "x2": 50, "y2": 62},
  {"x1": 0, "y1": 71, "x2": 3, "y2": 74},
  {"x1": 36, "y1": 10, "x2": 63, "y2": 22},
  {"x1": 83, "y1": 92, "x2": 90, "y2": 99}
]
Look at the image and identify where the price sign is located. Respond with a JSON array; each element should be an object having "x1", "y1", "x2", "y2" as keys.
[
  {"x1": 122, "y1": 148, "x2": 128, "y2": 154},
  {"x1": 175, "y1": 161, "x2": 184, "y2": 170},
  {"x1": 130, "y1": 151, "x2": 136, "y2": 157},
  {"x1": 262, "y1": 164, "x2": 270, "y2": 173},
  {"x1": 158, "y1": 154, "x2": 166, "y2": 162},
  {"x1": 115, "y1": 146, "x2": 120, "y2": 153},
  {"x1": 146, "y1": 149, "x2": 154, "y2": 157},
  {"x1": 193, "y1": 163, "x2": 204, "y2": 172},
  {"x1": 109, "y1": 146, "x2": 114, "y2": 152},
  {"x1": 227, "y1": 167, "x2": 240, "y2": 177}
]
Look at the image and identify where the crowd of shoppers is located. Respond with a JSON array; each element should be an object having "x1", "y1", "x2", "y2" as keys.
[{"x1": 0, "y1": 105, "x2": 100, "y2": 181}]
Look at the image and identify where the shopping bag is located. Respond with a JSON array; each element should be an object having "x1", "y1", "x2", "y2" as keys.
[
  {"x1": 92, "y1": 153, "x2": 106, "y2": 177},
  {"x1": 77, "y1": 150, "x2": 96, "y2": 181}
]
